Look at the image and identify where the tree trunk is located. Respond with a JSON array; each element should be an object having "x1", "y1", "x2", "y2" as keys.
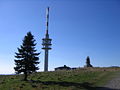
[{"x1": 24, "y1": 72, "x2": 28, "y2": 81}]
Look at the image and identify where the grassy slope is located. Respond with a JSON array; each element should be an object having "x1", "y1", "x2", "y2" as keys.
[{"x1": 0, "y1": 67, "x2": 120, "y2": 90}]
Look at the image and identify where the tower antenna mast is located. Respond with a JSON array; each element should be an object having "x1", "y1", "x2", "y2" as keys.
[{"x1": 46, "y1": 7, "x2": 49, "y2": 35}]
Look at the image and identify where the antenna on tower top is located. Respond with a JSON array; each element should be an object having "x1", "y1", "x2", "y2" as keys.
[{"x1": 46, "y1": 7, "x2": 49, "y2": 37}]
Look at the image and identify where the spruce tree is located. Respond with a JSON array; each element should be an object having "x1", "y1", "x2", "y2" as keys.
[
  {"x1": 86, "y1": 56, "x2": 90, "y2": 65},
  {"x1": 86, "y1": 56, "x2": 93, "y2": 67},
  {"x1": 14, "y1": 32, "x2": 40, "y2": 81}
]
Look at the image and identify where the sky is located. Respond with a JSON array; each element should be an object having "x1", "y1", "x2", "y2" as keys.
[{"x1": 0, "y1": 0, "x2": 120, "y2": 74}]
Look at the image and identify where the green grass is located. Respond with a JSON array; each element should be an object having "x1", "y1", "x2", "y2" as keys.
[{"x1": 0, "y1": 67, "x2": 120, "y2": 90}]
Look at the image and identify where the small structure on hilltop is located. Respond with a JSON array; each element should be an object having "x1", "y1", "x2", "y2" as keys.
[
  {"x1": 84, "y1": 56, "x2": 93, "y2": 67},
  {"x1": 55, "y1": 65, "x2": 71, "y2": 71}
]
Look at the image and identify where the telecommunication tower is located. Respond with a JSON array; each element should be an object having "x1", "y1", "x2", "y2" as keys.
[{"x1": 42, "y1": 7, "x2": 52, "y2": 72}]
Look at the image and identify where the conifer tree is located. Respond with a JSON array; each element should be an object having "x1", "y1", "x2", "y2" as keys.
[
  {"x1": 14, "y1": 32, "x2": 40, "y2": 81},
  {"x1": 86, "y1": 56, "x2": 90, "y2": 65},
  {"x1": 86, "y1": 56, "x2": 93, "y2": 67}
]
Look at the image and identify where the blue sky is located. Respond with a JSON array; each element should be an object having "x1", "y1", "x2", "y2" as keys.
[{"x1": 0, "y1": 0, "x2": 120, "y2": 74}]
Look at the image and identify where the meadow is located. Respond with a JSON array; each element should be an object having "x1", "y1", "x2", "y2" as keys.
[{"x1": 0, "y1": 67, "x2": 120, "y2": 90}]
